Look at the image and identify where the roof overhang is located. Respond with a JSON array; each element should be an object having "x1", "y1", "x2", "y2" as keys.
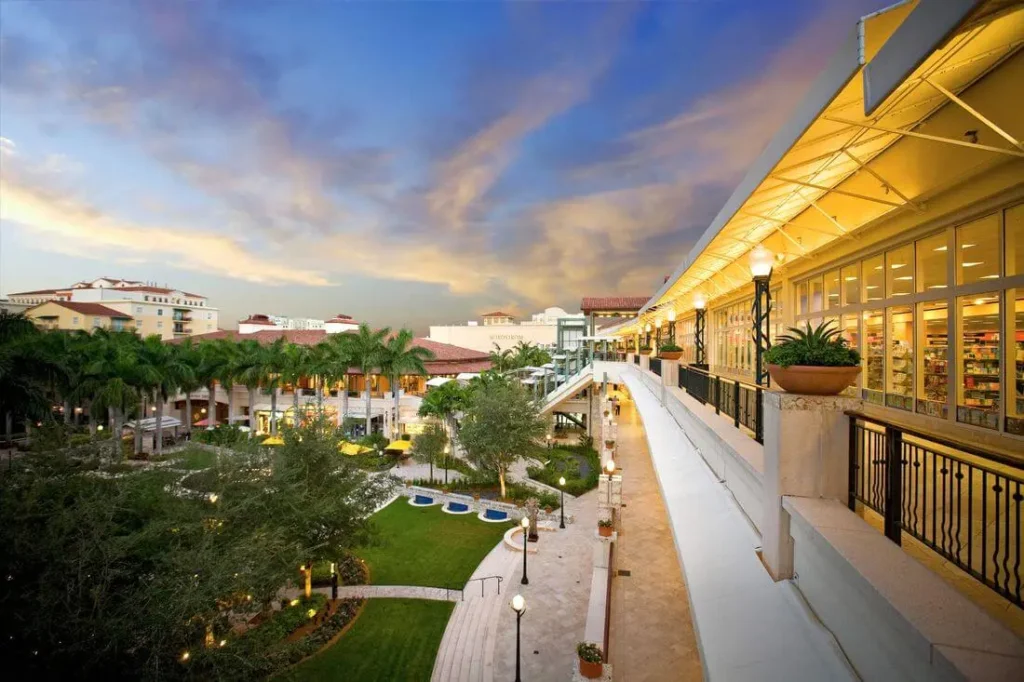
[{"x1": 625, "y1": 0, "x2": 1023, "y2": 335}]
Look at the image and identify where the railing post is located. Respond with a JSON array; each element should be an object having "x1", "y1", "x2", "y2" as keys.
[
  {"x1": 714, "y1": 377, "x2": 721, "y2": 415},
  {"x1": 883, "y1": 426, "x2": 903, "y2": 546},
  {"x1": 733, "y1": 380, "x2": 740, "y2": 430},
  {"x1": 847, "y1": 417, "x2": 858, "y2": 512},
  {"x1": 754, "y1": 387, "x2": 763, "y2": 444}
]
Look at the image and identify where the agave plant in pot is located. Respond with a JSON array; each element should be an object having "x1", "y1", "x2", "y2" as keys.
[
  {"x1": 765, "y1": 321, "x2": 861, "y2": 396},
  {"x1": 658, "y1": 343, "x2": 683, "y2": 360},
  {"x1": 638, "y1": 344, "x2": 652, "y2": 355},
  {"x1": 577, "y1": 641, "x2": 604, "y2": 679},
  {"x1": 597, "y1": 518, "x2": 614, "y2": 537}
]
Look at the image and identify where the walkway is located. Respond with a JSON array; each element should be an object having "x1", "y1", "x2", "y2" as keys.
[
  {"x1": 608, "y1": 395, "x2": 702, "y2": 681},
  {"x1": 621, "y1": 368, "x2": 858, "y2": 682},
  {"x1": 283, "y1": 584, "x2": 461, "y2": 603}
]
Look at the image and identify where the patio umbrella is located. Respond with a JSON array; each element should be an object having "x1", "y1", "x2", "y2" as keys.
[
  {"x1": 338, "y1": 441, "x2": 371, "y2": 456},
  {"x1": 384, "y1": 440, "x2": 413, "y2": 453},
  {"x1": 261, "y1": 435, "x2": 285, "y2": 446}
]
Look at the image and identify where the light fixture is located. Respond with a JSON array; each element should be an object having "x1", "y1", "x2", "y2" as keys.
[
  {"x1": 961, "y1": 243, "x2": 976, "y2": 249},
  {"x1": 97, "y1": 425, "x2": 104, "y2": 432},
  {"x1": 748, "y1": 244, "x2": 773, "y2": 278},
  {"x1": 934, "y1": 245, "x2": 948, "y2": 252},
  {"x1": 866, "y1": 286, "x2": 879, "y2": 290},
  {"x1": 605, "y1": 459, "x2": 615, "y2": 475},
  {"x1": 201, "y1": 408, "x2": 207, "y2": 414},
  {"x1": 655, "y1": 319, "x2": 662, "y2": 329},
  {"x1": 180, "y1": 651, "x2": 191, "y2": 662},
  {"x1": 844, "y1": 276, "x2": 858, "y2": 281},
  {"x1": 693, "y1": 294, "x2": 706, "y2": 310},
  {"x1": 667, "y1": 309, "x2": 676, "y2": 323},
  {"x1": 980, "y1": 274, "x2": 999, "y2": 279},
  {"x1": 928, "y1": 285, "x2": 947, "y2": 289},
  {"x1": 890, "y1": 263, "x2": 906, "y2": 269},
  {"x1": 151, "y1": 406, "x2": 157, "y2": 412},
  {"x1": 895, "y1": 276, "x2": 913, "y2": 281},
  {"x1": 962, "y1": 262, "x2": 983, "y2": 268},
  {"x1": 559, "y1": 476, "x2": 566, "y2": 486},
  {"x1": 521, "y1": 516, "x2": 530, "y2": 529},
  {"x1": 645, "y1": 322, "x2": 652, "y2": 332},
  {"x1": 219, "y1": 640, "x2": 227, "y2": 648},
  {"x1": 874, "y1": 265, "x2": 883, "y2": 270},
  {"x1": 208, "y1": 494, "x2": 219, "y2": 503}
]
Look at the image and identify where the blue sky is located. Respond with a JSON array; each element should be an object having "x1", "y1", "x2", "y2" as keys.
[{"x1": 0, "y1": 0, "x2": 885, "y2": 332}]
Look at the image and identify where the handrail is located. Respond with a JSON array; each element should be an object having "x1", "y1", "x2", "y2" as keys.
[
  {"x1": 846, "y1": 411, "x2": 1024, "y2": 471},
  {"x1": 681, "y1": 363, "x2": 764, "y2": 392},
  {"x1": 464, "y1": 574, "x2": 504, "y2": 598}
]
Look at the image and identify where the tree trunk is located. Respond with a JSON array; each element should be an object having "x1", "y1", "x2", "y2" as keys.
[
  {"x1": 135, "y1": 392, "x2": 145, "y2": 456},
  {"x1": 226, "y1": 385, "x2": 234, "y2": 430},
  {"x1": 4, "y1": 411, "x2": 11, "y2": 446},
  {"x1": 364, "y1": 375, "x2": 372, "y2": 436},
  {"x1": 112, "y1": 408, "x2": 123, "y2": 461},
  {"x1": 270, "y1": 389, "x2": 279, "y2": 436},
  {"x1": 248, "y1": 387, "x2": 257, "y2": 435},
  {"x1": 155, "y1": 394, "x2": 165, "y2": 458},
  {"x1": 207, "y1": 383, "x2": 216, "y2": 429},
  {"x1": 342, "y1": 377, "x2": 350, "y2": 431},
  {"x1": 392, "y1": 374, "x2": 401, "y2": 439},
  {"x1": 63, "y1": 400, "x2": 72, "y2": 425},
  {"x1": 185, "y1": 395, "x2": 192, "y2": 433},
  {"x1": 336, "y1": 380, "x2": 343, "y2": 428},
  {"x1": 292, "y1": 387, "x2": 299, "y2": 430},
  {"x1": 429, "y1": 458, "x2": 433, "y2": 484},
  {"x1": 498, "y1": 467, "x2": 507, "y2": 499},
  {"x1": 316, "y1": 377, "x2": 323, "y2": 409},
  {"x1": 87, "y1": 402, "x2": 96, "y2": 437}
]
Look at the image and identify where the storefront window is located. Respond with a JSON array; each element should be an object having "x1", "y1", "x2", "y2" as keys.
[
  {"x1": 841, "y1": 315, "x2": 860, "y2": 393},
  {"x1": 917, "y1": 231, "x2": 948, "y2": 292},
  {"x1": 887, "y1": 244, "x2": 914, "y2": 298},
  {"x1": 886, "y1": 306, "x2": 913, "y2": 411},
  {"x1": 863, "y1": 310, "x2": 884, "y2": 405},
  {"x1": 797, "y1": 281, "x2": 809, "y2": 316},
  {"x1": 957, "y1": 213, "x2": 1000, "y2": 285},
  {"x1": 1008, "y1": 204, "x2": 1024, "y2": 277},
  {"x1": 825, "y1": 270, "x2": 841, "y2": 310},
  {"x1": 809, "y1": 276, "x2": 823, "y2": 313},
  {"x1": 1008, "y1": 289, "x2": 1024, "y2": 435},
  {"x1": 958, "y1": 293, "x2": 1001, "y2": 430},
  {"x1": 863, "y1": 254, "x2": 884, "y2": 302},
  {"x1": 842, "y1": 264, "x2": 860, "y2": 305},
  {"x1": 918, "y1": 301, "x2": 948, "y2": 419}
]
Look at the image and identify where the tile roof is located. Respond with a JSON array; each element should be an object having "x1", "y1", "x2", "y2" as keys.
[
  {"x1": 481, "y1": 311, "x2": 513, "y2": 317},
  {"x1": 580, "y1": 296, "x2": 650, "y2": 312},
  {"x1": 9, "y1": 288, "x2": 62, "y2": 296},
  {"x1": 32, "y1": 301, "x2": 133, "y2": 318}
]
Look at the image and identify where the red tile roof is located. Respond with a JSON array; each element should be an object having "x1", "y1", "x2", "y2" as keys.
[
  {"x1": 580, "y1": 296, "x2": 650, "y2": 313},
  {"x1": 238, "y1": 315, "x2": 278, "y2": 326},
  {"x1": 481, "y1": 311, "x2": 513, "y2": 317},
  {"x1": 9, "y1": 288, "x2": 62, "y2": 296},
  {"x1": 31, "y1": 301, "x2": 133, "y2": 318}
]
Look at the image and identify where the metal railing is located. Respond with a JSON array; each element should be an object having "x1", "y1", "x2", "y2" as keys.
[
  {"x1": 649, "y1": 357, "x2": 662, "y2": 377},
  {"x1": 633, "y1": 355, "x2": 640, "y2": 365},
  {"x1": 848, "y1": 412, "x2": 1023, "y2": 608},
  {"x1": 678, "y1": 364, "x2": 763, "y2": 443},
  {"x1": 464, "y1": 575, "x2": 503, "y2": 598},
  {"x1": 442, "y1": 575, "x2": 504, "y2": 601}
]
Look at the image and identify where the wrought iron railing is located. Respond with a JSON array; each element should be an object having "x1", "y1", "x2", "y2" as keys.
[
  {"x1": 847, "y1": 412, "x2": 1023, "y2": 608},
  {"x1": 678, "y1": 364, "x2": 763, "y2": 443},
  {"x1": 649, "y1": 358, "x2": 662, "y2": 377},
  {"x1": 633, "y1": 355, "x2": 640, "y2": 365}
]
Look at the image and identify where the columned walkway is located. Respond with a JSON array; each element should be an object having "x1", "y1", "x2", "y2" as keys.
[{"x1": 609, "y1": 395, "x2": 702, "y2": 681}]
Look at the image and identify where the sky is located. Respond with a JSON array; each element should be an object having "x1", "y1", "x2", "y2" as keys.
[{"x1": 0, "y1": 0, "x2": 886, "y2": 333}]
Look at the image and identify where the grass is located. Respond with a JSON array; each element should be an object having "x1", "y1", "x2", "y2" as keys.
[
  {"x1": 174, "y1": 446, "x2": 218, "y2": 470},
  {"x1": 356, "y1": 498, "x2": 510, "y2": 587},
  {"x1": 281, "y1": 599, "x2": 454, "y2": 682}
]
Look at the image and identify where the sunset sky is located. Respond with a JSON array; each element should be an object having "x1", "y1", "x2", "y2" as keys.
[{"x1": 0, "y1": 0, "x2": 885, "y2": 332}]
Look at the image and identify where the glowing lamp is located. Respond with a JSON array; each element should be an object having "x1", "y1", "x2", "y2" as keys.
[
  {"x1": 558, "y1": 476, "x2": 566, "y2": 487},
  {"x1": 644, "y1": 322, "x2": 652, "y2": 333},
  {"x1": 693, "y1": 294, "x2": 706, "y2": 310},
  {"x1": 511, "y1": 594, "x2": 526, "y2": 613},
  {"x1": 521, "y1": 516, "x2": 530, "y2": 529},
  {"x1": 668, "y1": 309, "x2": 676, "y2": 323},
  {"x1": 749, "y1": 244, "x2": 774, "y2": 279},
  {"x1": 97, "y1": 425, "x2": 104, "y2": 432},
  {"x1": 605, "y1": 459, "x2": 615, "y2": 475},
  {"x1": 655, "y1": 319, "x2": 662, "y2": 329}
]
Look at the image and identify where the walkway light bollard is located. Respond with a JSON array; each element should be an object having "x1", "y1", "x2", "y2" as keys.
[
  {"x1": 444, "y1": 444, "x2": 450, "y2": 486},
  {"x1": 510, "y1": 594, "x2": 526, "y2": 682},
  {"x1": 546, "y1": 433, "x2": 552, "y2": 450},
  {"x1": 604, "y1": 459, "x2": 616, "y2": 510},
  {"x1": 558, "y1": 476, "x2": 566, "y2": 529},
  {"x1": 520, "y1": 516, "x2": 530, "y2": 585}
]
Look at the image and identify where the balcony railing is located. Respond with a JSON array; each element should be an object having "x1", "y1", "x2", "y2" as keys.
[
  {"x1": 649, "y1": 357, "x2": 662, "y2": 377},
  {"x1": 633, "y1": 355, "x2": 640, "y2": 365},
  {"x1": 847, "y1": 412, "x2": 1023, "y2": 608},
  {"x1": 678, "y1": 364, "x2": 763, "y2": 444}
]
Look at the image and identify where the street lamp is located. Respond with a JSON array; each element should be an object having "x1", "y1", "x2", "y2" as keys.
[
  {"x1": 443, "y1": 444, "x2": 451, "y2": 486},
  {"x1": 558, "y1": 476, "x2": 566, "y2": 529},
  {"x1": 510, "y1": 595, "x2": 527, "y2": 682},
  {"x1": 749, "y1": 244, "x2": 774, "y2": 390},
  {"x1": 694, "y1": 293, "x2": 707, "y2": 367},
  {"x1": 546, "y1": 433, "x2": 552, "y2": 450},
  {"x1": 604, "y1": 459, "x2": 616, "y2": 508},
  {"x1": 520, "y1": 517, "x2": 530, "y2": 585},
  {"x1": 667, "y1": 309, "x2": 676, "y2": 344}
]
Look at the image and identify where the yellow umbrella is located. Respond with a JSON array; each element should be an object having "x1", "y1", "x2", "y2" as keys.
[
  {"x1": 384, "y1": 439, "x2": 412, "y2": 453},
  {"x1": 261, "y1": 435, "x2": 285, "y2": 446},
  {"x1": 337, "y1": 441, "x2": 371, "y2": 456}
]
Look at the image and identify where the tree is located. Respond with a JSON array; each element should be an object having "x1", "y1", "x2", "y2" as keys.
[
  {"x1": 84, "y1": 329, "x2": 142, "y2": 461},
  {"x1": 324, "y1": 333, "x2": 356, "y2": 431},
  {"x1": 378, "y1": 329, "x2": 433, "y2": 438},
  {"x1": 281, "y1": 341, "x2": 310, "y2": 430},
  {"x1": 212, "y1": 338, "x2": 240, "y2": 430},
  {"x1": 458, "y1": 377, "x2": 549, "y2": 498},
  {"x1": 174, "y1": 340, "x2": 203, "y2": 434},
  {"x1": 348, "y1": 324, "x2": 388, "y2": 437},
  {"x1": 259, "y1": 338, "x2": 288, "y2": 435},
  {"x1": 233, "y1": 338, "x2": 266, "y2": 435},
  {"x1": 140, "y1": 336, "x2": 194, "y2": 458},
  {"x1": 411, "y1": 423, "x2": 447, "y2": 483},
  {"x1": 417, "y1": 379, "x2": 468, "y2": 451},
  {"x1": 196, "y1": 341, "x2": 224, "y2": 430},
  {"x1": 0, "y1": 313, "x2": 51, "y2": 442}
]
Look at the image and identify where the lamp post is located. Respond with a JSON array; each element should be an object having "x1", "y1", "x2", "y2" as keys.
[
  {"x1": 558, "y1": 476, "x2": 566, "y2": 529},
  {"x1": 604, "y1": 459, "x2": 615, "y2": 508},
  {"x1": 520, "y1": 516, "x2": 530, "y2": 584},
  {"x1": 749, "y1": 244, "x2": 774, "y2": 388},
  {"x1": 667, "y1": 309, "x2": 676, "y2": 344},
  {"x1": 655, "y1": 318, "x2": 662, "y2": 350},
  {"x1": 644, "y1": 322, "x2": 652, "y2": 349},
  {"x1": 443, "y1": 444, "x2": 450, "y2": 486},
  {"x1": 510, "y1": 595, "x2": 526, "y2": 682},
  {"x1": 546, "y1": 433, "x2": 552, "y2": 450},
  {"x1": 694, "y1": 294, "x2": 707, "y2": 366}
]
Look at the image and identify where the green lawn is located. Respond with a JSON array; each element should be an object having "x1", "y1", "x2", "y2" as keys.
[
  {"x1": 281, "y1": 599, "x2": 454, "y2": 682},
  {"x1": 356, "y1": 498, "x2": 510, "y2": 587}
]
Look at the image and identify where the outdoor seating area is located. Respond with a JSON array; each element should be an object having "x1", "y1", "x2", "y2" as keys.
[{"x1": 444, "y1": 501, "x2": 471, "y2": 514}]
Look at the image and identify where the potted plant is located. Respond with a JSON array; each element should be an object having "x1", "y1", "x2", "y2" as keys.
[
  {"x1": 577, "y1": 642, "x2": 604, "y2": 679},
  {"x1": 604, "y1": 439, "x2": 615, "y2": 449},
  {"x1": 765, "y1": 321, "x2": 861, "y2": 396},
  {"x1": 658, "y1": 343, "x2": 683, "y2": 360},
  {"x1": 638, "y1": 344, "x2": 652, "y2": 355},
  {"x1": 598, "y1": 519, "x2": 613, "y2": 537}
]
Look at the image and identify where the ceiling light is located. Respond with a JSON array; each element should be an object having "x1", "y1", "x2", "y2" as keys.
[
  {"x1": 895, "y1": 276, "x2": 912, "y2": 281},
  {"x1": 874, "y1": 265, "x2": 883, "y2": 271},
  {"x1": 934, "y1": 246, "x2": 948, "y2": 252},
  {"x1": 844, "y1": 276, "x2": 858, "y2": 281},
  {"x1": 962, "y1": 262, "x2": 983, "y2": 268},
  {"x1": 961, "y1": 243, "x2": 976, "y2": 249},
  {"x1": 979, "y1": 275, "x2": 999, "y2": 279},
  {"x1": 890, "y1": 263, "x2": 906, "y2": 269},
  {"x1": 866, "y1": 286, "x2": 879, "y2": 290},
  {"x1": 928, "y1": 285, "x2": 947, "y2": 289}
]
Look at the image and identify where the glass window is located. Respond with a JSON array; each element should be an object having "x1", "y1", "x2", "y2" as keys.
[
  {"x1": 157, "y1": 308, "x2": 164, "y2": 316},
  {"x1": 957, "y1": 292, "x2": 1001, "y2": 430},
  {"x1": 917, "y1": 231, "x2": 948, "y2": 293},
  {"x1": 863, "y1": 254, "x2": 884, "y2": 303},
  {"x1": 1007, "y1": 204, "x2": 1024, "y2": 277},
  {"x1": 957, "y1": 213, "x2": 1000, "y2": 285},
  {"x1": 809, "y1": 277, "x2": 824, "y2": 313},
  {"x1": 887, "y1": 244, "x2": 914, "y2": 298},
  {"x1": 1006, "y1": 289, "x2": 1023, "y2": 436},
  {"x1": 918, "y1": 301, "x2": 948, "y2": 419},
  {"x1": 72, "y1": 316, "x2": 79, "y2": 325},
  {"x1": 840, "y1": 315, "x2": 861, "y2": 394},
  {"x1": 825, "y1": 270, "x2": 841, "y2": 310},
  {"x1": 92, "y1": 317, "x2": 100, "y2": 328},
  {"x1": 886, "y1": 306, "x2": 913, "y2": 411},
  {"x1": 842, "y1": 264, "x2": 860, "y2": 306},
  {"x1": 158, "y1": 320, "x2": 164, "y2": 329},
  {"x1": 797, "y1": 281, "x2": 809, "y2": 316},
  {"x1": 863, "y1": 310, "x2": 884, "y2": 405}
]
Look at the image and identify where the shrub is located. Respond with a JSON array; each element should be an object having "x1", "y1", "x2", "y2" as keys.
[
  {"x1": 598, "y1": 519, "x2": 613, "y2": 528},
  {"x1": 658, "y1": 343, "x2": 682, "y2": 352},
  {"x1": 358, "y1": 432, "x2": 389, "y2": 452},
  {"x1": 764, "y1": 321, "x2": 860, "y2": 368},
  {"x1": 577, "y1": 642, "x2": 603, "y2": 663}
]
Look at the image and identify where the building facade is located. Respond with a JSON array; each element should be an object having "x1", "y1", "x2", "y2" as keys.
[
  {"x1": 428, "y1": 306, "x2": 585, "y2": 352},
  {"x1": 8, "y1": 277, "x2": 218, "y2": 339},
  {"x1": 26, "y1": 301, "x2": 135, "y2": 333}
]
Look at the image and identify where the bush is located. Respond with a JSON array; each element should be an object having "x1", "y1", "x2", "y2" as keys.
[
  {"x1": 358, "y1": 432, "x2": 389, "y2": 452},
  {"x1": 577, "y1": 642, "x2": 603, "y2": 663},
  {"x1": 764, "y1": 321, "x2": 860, "y2": 368},
  {"x1": 658, "y1": 343, "x2": 682, "y2": 352},
  {"x1": 193, "y1": 424, "x2": 248, "y2": 446},
  {"x1": 527, "y1": 445, "x2": 600, "y2": 496},
  {"x1": 310, "y1": 554, "x2": 368, "y2": 587}
]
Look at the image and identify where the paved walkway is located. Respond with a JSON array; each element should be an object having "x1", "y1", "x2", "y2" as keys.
[
  {"x1": 390, "y1": 459, "x2": 466, "y2": 483},
  {"x1": 609, "y1": 396, "x2": 703, "y2": 681},
  {"x1": 283, "y1": 583, "x2": 461, "y2": 602}
]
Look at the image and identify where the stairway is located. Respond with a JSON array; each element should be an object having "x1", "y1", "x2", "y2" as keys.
[
  {"x1": 431, "y1": 542, "x2": 520, "y2": 682},
  {"x1": 539, "y1": 367, "x2": 593, "y2": 414}
]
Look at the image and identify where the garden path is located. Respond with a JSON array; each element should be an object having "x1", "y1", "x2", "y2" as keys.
[{"x1": 284, "y1": 584, "x2": 462, "y2": 602}]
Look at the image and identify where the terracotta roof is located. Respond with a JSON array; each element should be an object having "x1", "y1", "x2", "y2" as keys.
[
  {"x1": 326, "y1": 315, "x2": 360, "y2": 324},
  {"x1": 31, "y1": 301, "x2": 133, "y2": 318},
  {"x1": 9, "y1": 288, "x2": 61, "y2": 296},
  {"x1": 481, "y1": 311, "x2": 513, "y2": 317},
  {"x1": 239, "y1": 314, "x2": 278, "y2": 326},
  {"x1": 580, "y1": 296, "x2": 650, "y2": 312}
]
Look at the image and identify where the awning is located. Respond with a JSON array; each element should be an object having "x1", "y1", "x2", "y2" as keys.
[
  {"x1": 261, "y1": 435, "x2": 285, "y2": 446},
  {"x1": 521, "y1": 378, "x2": 537, "y2": 385},
  {"x1": 338, "y1": 441, "x2": 371, "y2": 456},
  {"x1": 384, "y1": 440, "x2": 413, "y2": 452},
  {"x1": 426, "y1": 377, "x2": 453, "y2": 387},
  {"x1": 124, "y1": 416, "x2": 182, "y2": 432},
  {"x1": 455, "y1": 372, "x2": 481, "y2": 381}
]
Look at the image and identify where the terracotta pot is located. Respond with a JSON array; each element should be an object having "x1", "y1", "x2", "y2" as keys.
[
  {"x1": 598, "y1": 525, "x2": 613, "y2": 537},
  {"x1": 768, "y1": 364, "x2": 861, "y2": 396},
  {"x1": 579, "y1": 657, "x2": 603, "y2": 679},
  {"x1": 659, "y1": 351, "x2": 682, "y2": 360},
  {"x1": 638, "y1": 350, "x2": 651, "y2": 355},
  {"x1": 604, "y1": 440, "x2": 615, "y2": 449}
]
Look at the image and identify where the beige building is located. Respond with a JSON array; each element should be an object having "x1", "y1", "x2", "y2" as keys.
[
  {"x1": 7, "y1": 277, "x2": 218, "y2": 339},
  {"x1": 428, "y1": 306, "x2": 585, "y2": 352},
  {"x1": 27, "y1": 300, "x2": 135, "y2": 333}
]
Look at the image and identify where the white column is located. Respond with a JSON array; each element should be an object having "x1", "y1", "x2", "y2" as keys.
[{"x1": 761, "y1": 391, "x2": 861, "y2": 580}]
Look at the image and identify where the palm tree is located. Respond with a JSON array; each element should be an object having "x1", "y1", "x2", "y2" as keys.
[
  {"x1": 488, "y1": 343, "x2": 514, "y2": 372},
  {"x1": 0, "y1": 312, "x2": 49, "y2": 443},
  {"x1": 259, "y1": 338, "x2": 289, "y2": 435},
  {"x1": 378, "y1": 329, "x2": 434, "y2": 438},
  {"x1": 146, "y1": 338, "x2": 194, "y2": 458},
  {"x1": 233, "y1": 338, "x2": 265, "y2": 435},
  {"x1": 196, "y1": 341, "x2": 224, "y2": 430},
  {"x1": 418, "y1": 379, "x2": 469, "y2": 454},
  {"x1": 349, "y1": 324, "x2": 388, "y2": 437},
  {"x1": 281, "y1": 342, "x2": 310, "y2": 431},
  {"x1": 174, "y1": 340, "x2": 203, "y2": 434},
  {"x1": 85, "y1": 329, "x2": 141, "y2": 461},
  {"x1": 324, "y1": 333, "x2": 356, "y2": 431},
  {"x1": 213, "y1": 338, "x2": 240, "y2": 430}
]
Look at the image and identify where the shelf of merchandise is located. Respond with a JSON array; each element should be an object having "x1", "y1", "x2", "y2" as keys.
[{"x1": 958, "y1": 332, "x2": 1000, "y2": 429}]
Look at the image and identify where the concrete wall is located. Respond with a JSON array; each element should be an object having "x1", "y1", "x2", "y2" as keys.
[{"x1": 427, "y1": 323, "x2": 557, "y2": 352}]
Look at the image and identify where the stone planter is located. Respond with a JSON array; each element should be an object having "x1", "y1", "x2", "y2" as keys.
[
  {"x1": 598, "y1": 524, "x2": 613, "y2": 537},
  {"x1": 604, "y1": 440, "x2": 615, "y2": 449},
  {"x1": 768, "y1": 364, "x2": 861, "y2": 396},
  {"x1": 579, "y1": 657, "x2": 603, "y2": 679},
  {"x1": 659, "y1": 351, "x2": 682, "y2": 360},
  {"x1": 638, "y1": 349, "x2": 652, "y2": 355}
]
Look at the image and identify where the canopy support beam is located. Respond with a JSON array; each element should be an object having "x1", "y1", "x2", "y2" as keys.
[
  {"x1": 768, "y1": 175, "x2": 906, "y2": 208},
  {"x1": 840, "y1": 149, "x2": 925, "y2": 212},
  {"x1": 924, "y1": 77, "x2": 1023, "y2": 152},
  {"x1": 823, "y1": 116, "x2": 1024, "y2": 159}
]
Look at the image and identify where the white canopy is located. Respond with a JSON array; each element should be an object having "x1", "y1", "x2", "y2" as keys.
[
  {"x1": 521, "y1": 378, "x2": 537, "y2": 385},
  {"x1": 456, "y1": 372, "x2": 481, "y2": 381},
  {"x1": 426, "y1": 377, "x2": 453, "y2": 388},
  {"x1": 124, "y1": 416, "x2": 182, "y2": 432}
]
